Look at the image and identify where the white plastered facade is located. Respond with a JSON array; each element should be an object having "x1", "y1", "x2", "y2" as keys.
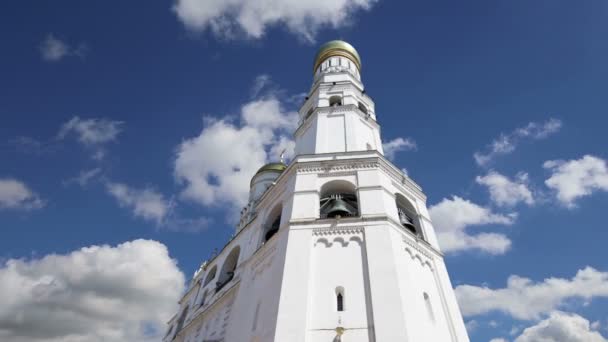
[{"x1": 164, "y1": 43, "x2": 470, "y2": 342}]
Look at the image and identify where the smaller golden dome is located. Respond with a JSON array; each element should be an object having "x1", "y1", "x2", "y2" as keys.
[
  {"x1": 313, "y1": 40, "x2": 361, "y2": 74},
  {"x1": 250, "y1": 162, "x2": 287, "y2": 187},
  {"x1": 255, "y1": 162, "x2": 287, "y2": 175}
]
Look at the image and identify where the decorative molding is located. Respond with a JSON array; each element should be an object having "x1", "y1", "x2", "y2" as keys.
[
  {"x1": 297, "y1": 161, "x2": 379, "y2": 174},
  {"x1": 313, "y1": 226, "x2": 364, "y2": 236},
  {"x1": 403, "y1": 237, "x2": 434, "y2": 270},
  {"x1": 318, "y1": 171, "x2": 357, "y2": 178}
]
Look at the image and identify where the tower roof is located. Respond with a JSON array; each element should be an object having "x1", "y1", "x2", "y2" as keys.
[{"x1": 313, "y1": 40, "x2": 361, "y2": 74}]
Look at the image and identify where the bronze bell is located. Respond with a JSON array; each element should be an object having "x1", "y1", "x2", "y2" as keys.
[
  {"x1": 399, "y1": 211, "x2": 417, "y2": 234},
  {"x1": 326, "y1": 197, "x2": 355, "y2": 218}
]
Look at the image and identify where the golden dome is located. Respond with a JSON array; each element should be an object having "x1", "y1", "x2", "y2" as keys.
[
  {"x1": 313, "y1": 40, "x2": 361, "y2": 74},
  {"x1": 255, "y1": 162, "x2": 287, "y2": 175},
  {"x1": 250, "y1": 162, "x2": 287, "y2": 187}
]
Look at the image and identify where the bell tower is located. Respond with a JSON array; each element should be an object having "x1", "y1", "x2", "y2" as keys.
[
  {"x1": 295, "y1": 41, "x2": 382, "y2": 156},
  {"x1": 163, "y1": 41, "x2": 470, "y2": 342}
]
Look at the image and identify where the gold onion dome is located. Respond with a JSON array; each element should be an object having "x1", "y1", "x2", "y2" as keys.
[
  {"x1": 313, "y1": 40, "x2": 361, "y2": 74},
  {"x1": 255, "y1": 162, "x2": 287, "y2": 175},
  {"x1": 250, "y1": 162, "x2": 287, "y2": 187}
]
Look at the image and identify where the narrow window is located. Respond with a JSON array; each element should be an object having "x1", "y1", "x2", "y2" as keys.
[
  {"x1": 424, "y1": 292, "x2": 435, "y2": 322},
  {"x1": 336, "y1": 287, "x2": 345, "y2": 312},
  {"x1": 252, "y1": 302, "x2": 261, "y2": 331}
]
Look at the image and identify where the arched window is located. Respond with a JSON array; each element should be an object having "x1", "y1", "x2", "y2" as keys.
[
  {"x1": 336, "y1": 287, "x2": 345, "y2": 311},
  {"x1": 305, "y1": 107, "x2": 314, "y2": 120},
  {"x1": 320, "y1": 180, "x2": 359, "y2": 219},
  {"x1": 175, "y1": 305, "x2": 189, "y2": 333},
  {"x1": 263, "y1": 205, "x2": 282, "y2": 243},
  {"x1": 252, "y1": 301, "x2": 262, "y2": 332},
  {"x1": 217, "y1": 246, "x2": 240, "y2": 291},
  {"x1": 395, "y1": 193, "x2": 423, "y2": 239},
  {"x1": 203, "y1": 265, "x2": 217, "y2": 287},
  {"x1": 329, "y1": 95, "x2": 342, "y2": 107},
  {"x1": 358, "y1": 102, "x2": 368, "y2": 114},
  {"x1": 424, "y1": 292, "x2": 435, "y2": 322}
]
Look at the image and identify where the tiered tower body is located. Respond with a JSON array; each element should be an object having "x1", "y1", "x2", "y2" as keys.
[{"x1": 164, "y1": 41, "x2": 470, "y2": 342}]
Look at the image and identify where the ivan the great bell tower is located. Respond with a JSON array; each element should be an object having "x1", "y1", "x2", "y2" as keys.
[{"x1": 164, "y1": 41, "x2": 470, "y2": 342}]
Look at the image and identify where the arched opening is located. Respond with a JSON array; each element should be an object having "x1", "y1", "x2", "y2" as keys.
[
  {"x1": 336, "y1": 286, "x2": 345, "y2": 311},
  {"x1": 320, "y1": 180, "x2": 358, "y2": 219},
  {"x1": 263, "y1": 205, "x2": 282, "y2": 243},
  {"x1": 424, "y1": 292, "x2": 435, "y2": 322},
  {"x1": 358, "y1": 102, "x2": 368, "y2": 114},
  {"x1": 329, "y1": 95, "x2": 342, "y2": 107},
  {"x1": 203, "y1": 265, "x2": 217, "y2": 287},
  {"x1": 217, "y1": 246, "x2": 240, "y2": 291},
  {"x1": 305, "y1": 107, "x2": 314, "y2": 120},
  {"x1": 395, "y1": 193, "x2": 423, "y2": 238},
  {"x1": 175, "y1": 305, "x2": 189, "y2": 333}
]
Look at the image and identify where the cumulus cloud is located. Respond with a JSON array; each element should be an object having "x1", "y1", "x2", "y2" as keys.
[
  {"x1": 489, "y1": 339, "x2": 508, "y2": 342},
  {"x1": 382, "y1": 137, "x2": 417, "y2": 160},
  {"x1": 58, "y1": 116, "x2": 124, "y2": 160},
  {"x1": 476, "y1": 171, "x2": 534, "y2": 207},
  {"x1": 40, "y1": 34, "x2": 86, "y2": 62},
  {"x1": 174, "y1": 77, "x2": 297, "y2": 212},
  {"x1": 474, "y1": 118, "x2": 562, "y2": 166},
  {"x1": 173, "y1": 0, "x2": 377, "y2": 42},
  {"x1": 0, "y1": 178, "x2": 45, "y2": 210},
  {"x1": 106, "y1": 182, "x2": 173, "y2": 225},
  {"x1": 429, "y1": 196, "x2": 516, "y2": 254},
  {"x1": 543, "y1": 155, "x2": 608, "y2": 207},
  {"x1": 514, "y1": 311, "x2": 608, "y2": 342},
  {"x1": 0, "y1": 239, "x2": 184, "y2": 342},
  {"x1": 455, "y1": 266, "x2": 608, "y2": 320}
]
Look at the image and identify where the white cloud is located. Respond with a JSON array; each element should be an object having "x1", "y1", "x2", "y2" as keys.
[
  {"x1": 0, "y1": 239, "x2": 184, "y2": 342},
  {"x1": 514, "y1": 311, "x2": 607, "y2": 342},
  {"x1": 58, "y1": 116, "x2": 124, "y2": 160},
  {"x1": 455, "y1": 267, "x2": 608, "y2": 320},
  {"x1": 429, "y1": 196, "x2": 515, "y2": 255},
  {"x1": 465, "y1": 319, "x2": 479, "y2": 333},
  {"x1": 0, "y1": 178, "x2": 45, "y2": 210},
  {"x1": 174, "y1": 78, "x2": 297, "y2": 211},
  {"x1": 476, "y1": 171, "x2": 534, "y2": 207},
  {"x1": 474, "y1": 118, "x2": 562, "y2": 166},
  {"x1": 58, "y1": 116, "x2": 123, "y2": 146},
  {"x1": 106, "y1": 182, "x2": 172, "y2": 225},
  {"x1": 489, "y1": 338, "x2": 508, "y2": 342},
  {"x1": 64, "y1": 168, "x2": 102, "y2": 187},
  {"x1": 40, "y1": 34, "x2": 85, "y2": 62},
  {"x1": 382, "y1": 137, "x2": 417, "y2": 160},
  {"x1": 173, "y1": 0, "x2": 377, "y2": 42},
  {"x1": 543, "y1": 155, "x2": 608, "y2": 207}
]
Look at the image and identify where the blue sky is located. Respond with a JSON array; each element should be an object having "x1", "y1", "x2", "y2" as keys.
[{"x1": 1, "y1": 1, "x2": 608, "y2": 341}]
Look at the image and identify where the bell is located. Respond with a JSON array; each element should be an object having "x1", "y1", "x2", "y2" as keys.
[
  {"x1": 399, "y1": 211, "x2": 417, "y2": 234},
  {"x1": 326, "y1": 198, "x2": 355, "y2": 218}
]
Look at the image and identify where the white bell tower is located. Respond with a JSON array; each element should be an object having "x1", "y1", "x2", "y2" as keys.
[{"x1": 163, "y1": 41, "x2": 470, "y2": 342}]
